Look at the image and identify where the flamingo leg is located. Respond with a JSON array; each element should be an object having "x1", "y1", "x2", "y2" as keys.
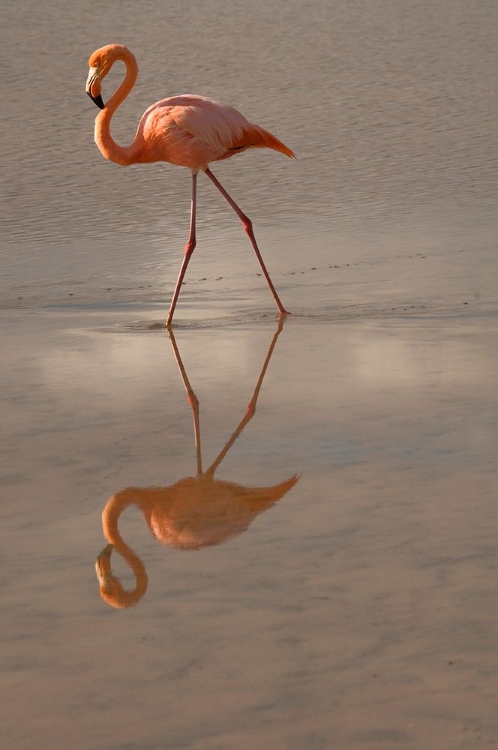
[
  {"x1": 204, "y1": 167, "x2": 289, "y2": 317},
  {"x1": 166, "y1": 171, "x2": 198, "y2": 326}
]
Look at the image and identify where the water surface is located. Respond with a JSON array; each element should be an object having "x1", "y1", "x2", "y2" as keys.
[
  {"x1": 1, "y1": 0, "x2": 496, "y2": 311},
  {"x1": 1, "y1": 2, "x2": 498, "y2": 748},
  {"x1": 2, "y1": 311, "x2": 498, "y2": 749}
]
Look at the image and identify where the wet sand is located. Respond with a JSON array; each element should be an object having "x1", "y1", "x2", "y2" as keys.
[{"x1": 2, "y1": 278, "x2": 498, "y2": 748}]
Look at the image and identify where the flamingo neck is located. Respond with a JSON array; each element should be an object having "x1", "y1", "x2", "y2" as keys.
[{"x1": 94, "y1": 50, "x2": 140, "y2": 166}]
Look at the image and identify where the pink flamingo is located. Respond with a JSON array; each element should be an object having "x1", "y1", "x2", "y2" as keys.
[{"x1": 86, "y1": 44, "x2": 295, "y2": 326}]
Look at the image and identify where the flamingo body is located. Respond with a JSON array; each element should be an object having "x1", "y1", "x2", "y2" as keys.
[
  {"x1": 134, "y1": 95, "x2": 294, "y2": 169},
  {"x1": 86, "y1": 44, "x2": 294, "y2": 324}
]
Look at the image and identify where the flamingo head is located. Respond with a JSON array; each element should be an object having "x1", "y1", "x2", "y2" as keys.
[
  {"x1": 86, "y1": 44, "x2": 135, "y2": 110},
  {"x1": 86, "y1": 46, "x2": 117, "y2": 110},
  {"x1": 86, "y1": 58, "x2": 105, "y2": 110}
]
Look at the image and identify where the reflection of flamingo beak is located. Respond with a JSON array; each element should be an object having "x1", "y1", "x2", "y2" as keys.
[
  {"x1": 95, "y1": 543, "x2": 113, "y2": 590},
  {"x1": 86, "y1": 67, "x2": 105, "y2": 110}
]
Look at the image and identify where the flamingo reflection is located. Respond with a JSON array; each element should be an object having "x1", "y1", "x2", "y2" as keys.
[{"x1": 96, "y1": 322, "x2": 299, "y2": 608}]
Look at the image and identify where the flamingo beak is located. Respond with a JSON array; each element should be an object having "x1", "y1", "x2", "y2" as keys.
[{"x1": 86, "y1": 67, "x2": 105, "y2": 109}]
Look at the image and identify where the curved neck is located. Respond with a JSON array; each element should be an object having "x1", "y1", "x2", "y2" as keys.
[
  {"x1": 99, "y1": 489, "x2": 148, "y2": 608},
  {"x1": 94, "y1": 51, "x2": 139, "y2": 166}
]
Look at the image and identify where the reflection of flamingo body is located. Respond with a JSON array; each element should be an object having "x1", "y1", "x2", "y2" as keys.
[
  {"x1": 86, "y1": 44, "x2": 295, "y2": 325},
  {"x1": 96, "y1": 322, "x2": 299, "y2": 608},
  {"x1": 96, "y1": 475, "x2": 298, "y2": 609}
]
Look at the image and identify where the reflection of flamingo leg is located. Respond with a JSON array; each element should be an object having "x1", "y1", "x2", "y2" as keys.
[
  {"x1": 245, "y1": 319, "x2": 284, "y2": 415},
  {"x1": 168, "y1": 328, "x2": 203, "y2": 476},
  {"x1": 169, "y1": 320, "x2": 285, "y2": 478},
  {"x1": 206, "y1": 320, "x2": 284, "y2": 476}
]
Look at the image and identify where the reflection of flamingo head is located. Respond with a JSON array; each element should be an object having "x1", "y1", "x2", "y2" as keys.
[{"x1": 95, "y1": 543, "x2": 148, "y2": 609}]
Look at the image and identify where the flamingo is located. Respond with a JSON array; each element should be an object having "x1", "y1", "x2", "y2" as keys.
[{"x1": 85, "y1": 44, "x2": 295, "y2": 326}]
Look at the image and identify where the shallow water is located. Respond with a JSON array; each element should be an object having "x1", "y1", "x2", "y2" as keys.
[
  {"x1": 1, "y1": 2, "x2": 498, "y2": 748},
  {"x1": 1, "y1": 0, "x2": 497, "y2": 309},
  {"x1": 2, "y1": 310, "x2": 498, "y2": 749}
]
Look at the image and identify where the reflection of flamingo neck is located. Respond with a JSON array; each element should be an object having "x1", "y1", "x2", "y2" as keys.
[{"x1": 98, "y1": 490, "x2": 148, "y2": 609}]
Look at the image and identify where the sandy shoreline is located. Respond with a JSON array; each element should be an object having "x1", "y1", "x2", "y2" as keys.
[{"x1": 2, "y1": 233, "x2": 497, "y2": 325}]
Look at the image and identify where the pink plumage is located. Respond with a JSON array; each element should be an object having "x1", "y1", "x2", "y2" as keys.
[{"x1": 137, "y1": 95, "x2": 294, "y2": 168}]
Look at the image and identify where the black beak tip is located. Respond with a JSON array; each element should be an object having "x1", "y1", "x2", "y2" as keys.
[{"x1": 87, "y1": 91, "x2": 105, "y2": 110}]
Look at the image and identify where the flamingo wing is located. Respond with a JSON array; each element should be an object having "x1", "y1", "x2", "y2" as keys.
[
  {"x1": 165, "y1": 95, "x2": 250, "y2": 153},
  {"x1": 138, "y1": 95, "x2": 294, "y2": 167}
]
